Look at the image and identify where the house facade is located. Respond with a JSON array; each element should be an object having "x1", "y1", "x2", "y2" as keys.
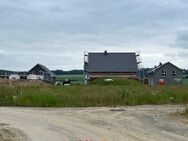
[
  {"x1": 9, "y1": 74, "x2": 20, "y2": 80},
  {"x1": 146, "y1": 62, "x2": 183, "y2": 86},
  {"x1": 84, "y1": 51, "x2": 139, "y2": 84},
  {"x1": 27, "y1": 64, "x2": 55, "y2": 83}
]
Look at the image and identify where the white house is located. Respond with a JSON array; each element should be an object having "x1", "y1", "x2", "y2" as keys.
[{"x1": 9, "y1": 74, "x2": 20, "y2": 80}]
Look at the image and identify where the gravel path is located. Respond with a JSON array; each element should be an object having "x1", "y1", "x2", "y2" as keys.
[{"x1": 0, "y1": 105, "x2": 187, "y2": 141}]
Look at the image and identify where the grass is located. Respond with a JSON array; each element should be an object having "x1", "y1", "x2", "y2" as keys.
[
  {"x1": 183, "y1": 78, "x2": 188, "y2": 85},
  {"x1": 56, "y1": 74, "x2": 84, "y2": 85},
  {"x1": 56, "y1": 75, "x2": 84, "y2": 81},
  {"x1": 0, "y1": 80, "x2": 188, "y2": 107},
  {"x1": 56, "y1": 76, "x2": 188, "y2": 85},
  {"x1": 90, "y1": 78, "x2": 141, "y2": 86}
]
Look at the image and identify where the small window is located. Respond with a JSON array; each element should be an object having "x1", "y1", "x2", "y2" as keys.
[
  {"x1": 172, "y1": 70, "x2": 176, "y2": 76},
  {"x1": 162, "y1": 69, "x2": 167, "y2": 77},
  {"x1": 41, "y1": 71, "x2": 44, "y2": 75}
]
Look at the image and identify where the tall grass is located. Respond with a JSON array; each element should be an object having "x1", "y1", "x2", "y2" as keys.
[{"x1": 0, "y1": 84, "x2": 188, "y2": 107}]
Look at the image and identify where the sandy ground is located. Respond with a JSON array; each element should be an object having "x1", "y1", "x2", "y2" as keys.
[
  {"x1": 0, "y1": 105, "x2": 187, "y2": 141},
  {"x1": 0, "y1": 123, "x2": 27, "y2": 141}
]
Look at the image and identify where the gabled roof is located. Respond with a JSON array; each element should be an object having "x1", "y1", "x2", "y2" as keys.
[
  {"x1": 147, "y1": 62, "x2": 182, "y2": 75},
  {"x1": 28, "y1": 64, "x2": 55, "y2": 76},
  {"x1": 84, "y1": 52, "x2": 138, "y2": 73}
]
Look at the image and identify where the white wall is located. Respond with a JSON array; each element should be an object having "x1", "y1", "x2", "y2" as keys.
[
  {"x1": 27, "y1": 74, "x2": 44, "y2": 80},
  {"x1": 9, "y1": 74, "x2": 20, "y2": 80}
]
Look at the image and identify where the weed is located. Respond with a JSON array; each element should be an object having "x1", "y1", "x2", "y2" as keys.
[{"x1": 0, "y1": 80, "x2": 188, "y2": 107}]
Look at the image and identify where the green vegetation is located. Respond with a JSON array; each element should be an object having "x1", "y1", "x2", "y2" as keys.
[
  {"x1": 0, "y1": 78, "x2": 188, "y2": 107},
  {"x1": 56, "y1": 75, "x2": 188, "y2": 86},
  {"x1": 52, "y1": 70, "x2": 83, "y2": 75},
  {"x1": 183, "y1": 78, "x2": 188, "y2": 85},
  {"x1": 56, "y1": 74, "x2": 84, "y2": 81},
  {"x1": 56, "y1": 75, "x2": 84, "y2": 85},
  {"x1": 90, "y1": 78, "x2": 141, "y2": 86}
]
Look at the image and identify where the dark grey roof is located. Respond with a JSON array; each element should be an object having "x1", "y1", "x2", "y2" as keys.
[
  {"x1": 28, "y1": 64, "x2": 55, "y2": 76},
  {"x1": 147, "y1": 62, "x2": 182, "y2": 75},
  {"x1": 84, "y1": 52, "x2": 138, "y2": 73}
]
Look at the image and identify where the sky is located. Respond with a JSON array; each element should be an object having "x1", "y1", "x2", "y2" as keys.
[{"x1": 0, "y1": 0, "x2": 188, "y2": 71}]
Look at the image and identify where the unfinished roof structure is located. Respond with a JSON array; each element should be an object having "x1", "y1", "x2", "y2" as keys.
[
  {"x1": 84, "y1": 51, "x2": 138, "y2": 73},
  {"x1": 84, "y1": 51, "x2": 139, "y2": 83}
]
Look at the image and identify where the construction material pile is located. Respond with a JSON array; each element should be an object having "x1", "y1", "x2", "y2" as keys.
[{"x1": 0, "y1": 78, "x2": 47, "y2": 87}]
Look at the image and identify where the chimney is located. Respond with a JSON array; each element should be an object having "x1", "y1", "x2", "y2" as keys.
[
  {"x1": 84, "y1": 52, "x2": 89, "y2": 64},
  {"x1": 104, "y1": 50, "x2": 108, "y2": 55},
  {"x1": 159, "y1": 62, "x2": 162, "y2": 66}
]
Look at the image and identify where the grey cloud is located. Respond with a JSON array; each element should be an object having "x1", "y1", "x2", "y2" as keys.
[
  {"x1": 172, "y1": 31, "x2": 188, "y2": 49},
  {"x1": 177, "y1": 51, "x2": 188, "y2": 57},
  {"x1": 0, "y1": 0, "x2": 188, "y2": 70},
  {"x1": 164, "y1": 50, "x2": 188, "y2": 58}
]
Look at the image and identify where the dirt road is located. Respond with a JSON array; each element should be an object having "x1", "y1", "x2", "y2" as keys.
[{"x1": 0, "y1": 105, "x2": 187, "y2": 141}]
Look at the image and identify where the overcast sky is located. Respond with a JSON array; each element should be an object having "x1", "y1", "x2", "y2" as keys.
[{"x1": 0, "y1": 0, "x2": 188, "y2": 71}]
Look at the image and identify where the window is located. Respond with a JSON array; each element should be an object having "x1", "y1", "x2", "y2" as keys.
[
  {"x1": 38, "y1": 71, "x2": 44, "y2": 75},
  {"x1": 162, "y1": 69, "x2": 167, "y2": 77},
  {"x1": 172, "y1": 70, "x2": 176, "y2": 76}
]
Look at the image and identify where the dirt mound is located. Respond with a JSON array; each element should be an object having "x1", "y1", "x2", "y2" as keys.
[
  {"x1": 0, "y1": 124, "x2": 27, "y2": 141},
  {"x1": 0, "y1": 78, "x2": 48, "y2": 87}
]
